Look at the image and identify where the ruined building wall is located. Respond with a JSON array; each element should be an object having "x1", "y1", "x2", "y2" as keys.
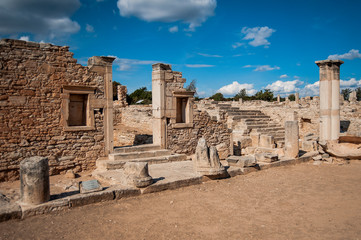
[
  {"x1": 166, "y1": 109, "x2": 231, "y2": 158},
  {"x1": 0, "y1": 39, "x2": 109, "y2": 181}
]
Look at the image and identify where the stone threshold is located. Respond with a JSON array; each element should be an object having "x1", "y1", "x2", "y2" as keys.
[{"x1": 0, "y1": 151, "x2": 318, "y2": 222}]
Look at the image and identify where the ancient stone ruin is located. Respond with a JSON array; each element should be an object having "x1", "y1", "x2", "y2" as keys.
[{"x1": 0, "y1": 39, "x2": 360, "y2": 221}]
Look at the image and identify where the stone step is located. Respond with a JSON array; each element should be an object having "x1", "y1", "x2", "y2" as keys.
[
  {"x1": 255, "y1": 127, "x2": 285, "y2": 132},
  {"x1": 232, "y1": 115, "x2": 270, "y2": 120},
  {"x1": 109, "y1": 149, "x2": 172, "y2": 161},
  {"x1": 246, "y1": 124, "x2": 279, "y2": 129},
  {"x1": 228, "y1": 111, "x2": 266, "y2": 116},
  {"x1": 113, "y1": 144, "x2": 161, "y2": 153},
  {"x1": 96, "y1": 154, "x2": 188, "y2": 170}
]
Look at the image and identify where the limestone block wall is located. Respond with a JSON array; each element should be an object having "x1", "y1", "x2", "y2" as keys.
[
  {"x1": 167, "y1": 109, "x2": 231, "y2": 157},
  {"x1": 113, "y1": 105, "x2": 152, "y2": 132},
  {"x1": 0, "y1": 39, "x2": 108, "y2": 181}
]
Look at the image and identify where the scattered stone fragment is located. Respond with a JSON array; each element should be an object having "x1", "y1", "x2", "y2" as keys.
[
  {"x1": 123, "y1": 162, "x2": 153, "y2": 188},
  {"x1": 255, "y1": 153, "x2": 279, "y2": 163},
  {"x1": 227, "y1": 155, "x2": 257, "y2": 168},
  {"x1": 194, "y1": 138, "x2": 226, "y2": 176}
]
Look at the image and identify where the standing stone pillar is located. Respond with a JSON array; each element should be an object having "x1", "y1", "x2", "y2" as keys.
[
  {"x1": 20, "y1": 157, "x2": 50, "y2": 205},
  {"x1": 349, "y1": 91, "x2": 357, "y2": 103},
  {"x1": 152, "y1": 63, "x2": 167, "y2": 148},
  {"x1": 284, "y1": 121, "x2": 299, "y2": 158},
  {"x1": 88, "y1": 56, "x2": 116, "y2": 155},
  {"x1": 277, "y1": 95, "x2": 280, "y2": 102},
  {"x1": 315, "y1": 60, "x2": 344, "y2": 144},
  {"x1": 295, "y1": 93, "x2": 299, "y2": 104}
]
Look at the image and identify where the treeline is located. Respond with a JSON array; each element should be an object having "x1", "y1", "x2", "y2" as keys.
[{"x1": 113, "y1": 81, "x2": 361, "y2": 104}]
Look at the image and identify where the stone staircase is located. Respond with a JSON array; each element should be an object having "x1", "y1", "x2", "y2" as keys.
[
  {"x1": 96, "y1": 144, "x2": 188, "y2": 171},
  {"x1": 202, "y1": 102, "x2": 285, "y2": 147}
]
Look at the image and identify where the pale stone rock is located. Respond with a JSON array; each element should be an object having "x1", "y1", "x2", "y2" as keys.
[
  {"x1": 259, "y1": 135, "x2": 274, "y2": 148},
  {"x1": 194, "y1": 138, "x2": 225, "y2": 176},
  {"x1": 227, "y1": 155, "x2": 257, "y2": 168},
  {"x1": 255, "y1": 153, "x2": 278, "y2": 163},
  {"x1": 123, "y1": 162, "x2": 153, "y2": 188}
]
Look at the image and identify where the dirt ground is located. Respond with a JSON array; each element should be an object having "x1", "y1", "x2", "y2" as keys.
[{"x1": 1, "y1": 161, "x2": 361, "y2": 240}]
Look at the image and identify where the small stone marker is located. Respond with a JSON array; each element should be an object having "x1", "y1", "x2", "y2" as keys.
[
  {"x1": 79, "y1": 179, "x2": 103, "y2": 194},
  {"x1": 123, "y1": 162, "x2": 153, "y2": 188}
]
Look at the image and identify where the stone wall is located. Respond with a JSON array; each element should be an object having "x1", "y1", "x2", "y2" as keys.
[
  {"x1": 167, "y1": 109, "x2": 231, "y2": 158},
  {"x1": 0, "y1": 39, "x2": 110, "y2": 181}
]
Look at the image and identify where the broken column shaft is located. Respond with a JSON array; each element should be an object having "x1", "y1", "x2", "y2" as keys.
[
  {"x1": 20, "y1": 156, "x2": 50, "y2": 205},
  {"x1": 315, "y1": 60, "x2": 344, "y2": 144},
  {"x1": 284, "y1": 121, "x2": 299, "y2": 158}
]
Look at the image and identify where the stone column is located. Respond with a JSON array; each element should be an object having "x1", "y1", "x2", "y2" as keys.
[
  {"x1": 349, "y1": 90, "x2": 357, "y2": 103},
  {"x1": 277, "y1": 95, "x2": 280, "y2": 102},
  {"x1": 315, "y1": 59, "x2": 343, "y2": 144},
  {"x1": 295, "y1": 93, "x2": 299, "y2": 104},
  {"x1": 152, "y1": 63, "x2": 168, "y2": 148},
  {"x1": 284, "y1": 121, "x2": 299, "y2": 158},
  {"x1": 20, "y1": 157, "x2": 50, "y2": 205},
  {"x1": 88, "y1": 56, "x2": 116, "y2": 155}
]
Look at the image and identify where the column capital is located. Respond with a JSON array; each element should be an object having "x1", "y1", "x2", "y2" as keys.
[{"x1": 315, "y1": 59, "x2": 344, "y2": 67}]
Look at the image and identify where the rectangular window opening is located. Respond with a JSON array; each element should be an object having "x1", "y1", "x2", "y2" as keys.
[
  {"x1": 176, "y1": 97, "x2": 187, "y2": 123},
  {"x1": 68, "y1": 94, "x2": 87, "y2": 126}
]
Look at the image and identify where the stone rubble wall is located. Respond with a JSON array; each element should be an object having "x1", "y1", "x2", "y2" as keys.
[
  {"x1": 166, "y1": 109, "x2": 231, "y2": 158},
  {"x1": 0, "y1": 39, "x2": 107, "y2": 181}
]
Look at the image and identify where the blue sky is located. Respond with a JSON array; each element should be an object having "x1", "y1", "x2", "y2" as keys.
[{"x1": 1, "y1": 0, "x2": 361, "y2": 97}]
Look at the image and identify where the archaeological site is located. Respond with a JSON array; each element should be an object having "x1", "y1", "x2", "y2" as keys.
[{"x1": 0, "y1": 38, "x2": 361, "y2": 230}]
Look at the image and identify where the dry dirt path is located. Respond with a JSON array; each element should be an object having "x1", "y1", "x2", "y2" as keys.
[{"x1": 1, "y1": 161, "x2": 361, "y2": 240}]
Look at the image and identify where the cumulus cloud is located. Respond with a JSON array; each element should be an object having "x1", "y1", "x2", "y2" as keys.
[
  {"x1": 111, "y1": 56, "x2": 159, "y2": 71},
  {"x1": 241, "y1": 26, "x2": 276, "y2": 47},
  {"x1": 243, "y1": 65, "x2": 280, "y2": 72},
  {"x1": 280, "y1": 74, "x2": 288, "y2": 79},
  {"x1": 340, "y1": 78, "x2": 361, "y2": 88},
  {"x1": 19, "y1": 36, "x2": 29, "y2": 41},
  {"x1": 86, "y1": 24, "x2": 94, "y2": 33},
  {"x1": 117, "y1": 0, "x2": 217, "y2": 31},
  {"x1": 0, "y1": 0, "x2": 81, "y2": 37},
  {"x1": 328, "y1": 49, "x2": 361, "y2": 60},
  {"x1": 168, "y1": 26, "x2": 178, "y2": 33},
  {"x1": 198, "y1": 53, "x2": 222, "y2": 58},
  {"x1": 265, "y1": 79, "x2": 303, "y2": 95},
  {"x1": 185, "y1": 64, "x2": 214, "y2": 68},
  {"x1": 300, "y1": 81, "x2": 319, "y2": 97},
  {"x1": 218, "y1": 81, "x2": 256, "y2": 96}
]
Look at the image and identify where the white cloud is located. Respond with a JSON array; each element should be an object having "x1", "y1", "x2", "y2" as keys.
[
  {"x1": 198, "y1": 53, "x2": 222, "y2": 58},
  {"x1": 243, "y1": 65, "x2": 280, "y2": 72},
  {"x1": 255, "y1": 65, "x2": 280, "y2": 72},
  {"x1": 86, "y1": 24, "x2": 94, "y2": 33},
  {"x1": 218, "y1": 81, "x2": 256, "y2": 96},
  {"x1": 300, "y1": 81, "x2": 319, "y2": 97},
  {"x1": 111, "y1": 56, "x2": 159, "y2": 71},
  {"x1": 265, "y1": 79, "x2": 303, "y2": 95},
  {"x1": 169, "y1": 26, "x2": 178, "y2": 33},
  {"x1": 19, "y1": 36, "x2": 29, "y2": 41},
  {"x1": 328, "y1": 49, "x2": 361, "y2": 60},
  {"x1": 241, "y1": 26, "x2": 276, "y2": 47},
  {"x1": 232, "y1": 42, "x2": 243, "y2": 49},
  {"x1": 185, "y1": 64, "x2": 214, "y2": 68},
  {"x1": 0, "y1": 0, "x2": 81, "y2": 38},
  {"x1": 280, "y1": 74, "x2": 288, "y2": 79},
  {"x1": 340, "y1": 78, "x2": 361, "y2": 88},
  {"x1": 117, "y1": 0, "x2": 216, "y2": 31}
]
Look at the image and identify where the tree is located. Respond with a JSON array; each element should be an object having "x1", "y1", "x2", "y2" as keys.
[
  {"x1": 210, "y1": 92, "x2": 225, "y2": 101},
  {"x1": 234, "y1": 88, "x2": 247, "y2": 101},
  {"x1": 185, "y1": 79, "x2": 197, "y2": 96},
  {"x1": 254, "y1": 89, "x2": 274, "y2": 101},
  {"x1": 341, "y1": 88, "x2": 352, "y2": 100},
  {"x1": 355, "y1": 87, "x2": 361, "y2": 101},
  {"x1": 288, "y1": 94, "x2": 295, "y2": 101},
  {"x1": 127, "y1": 87, "x2": 152, "y2": 105}
]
